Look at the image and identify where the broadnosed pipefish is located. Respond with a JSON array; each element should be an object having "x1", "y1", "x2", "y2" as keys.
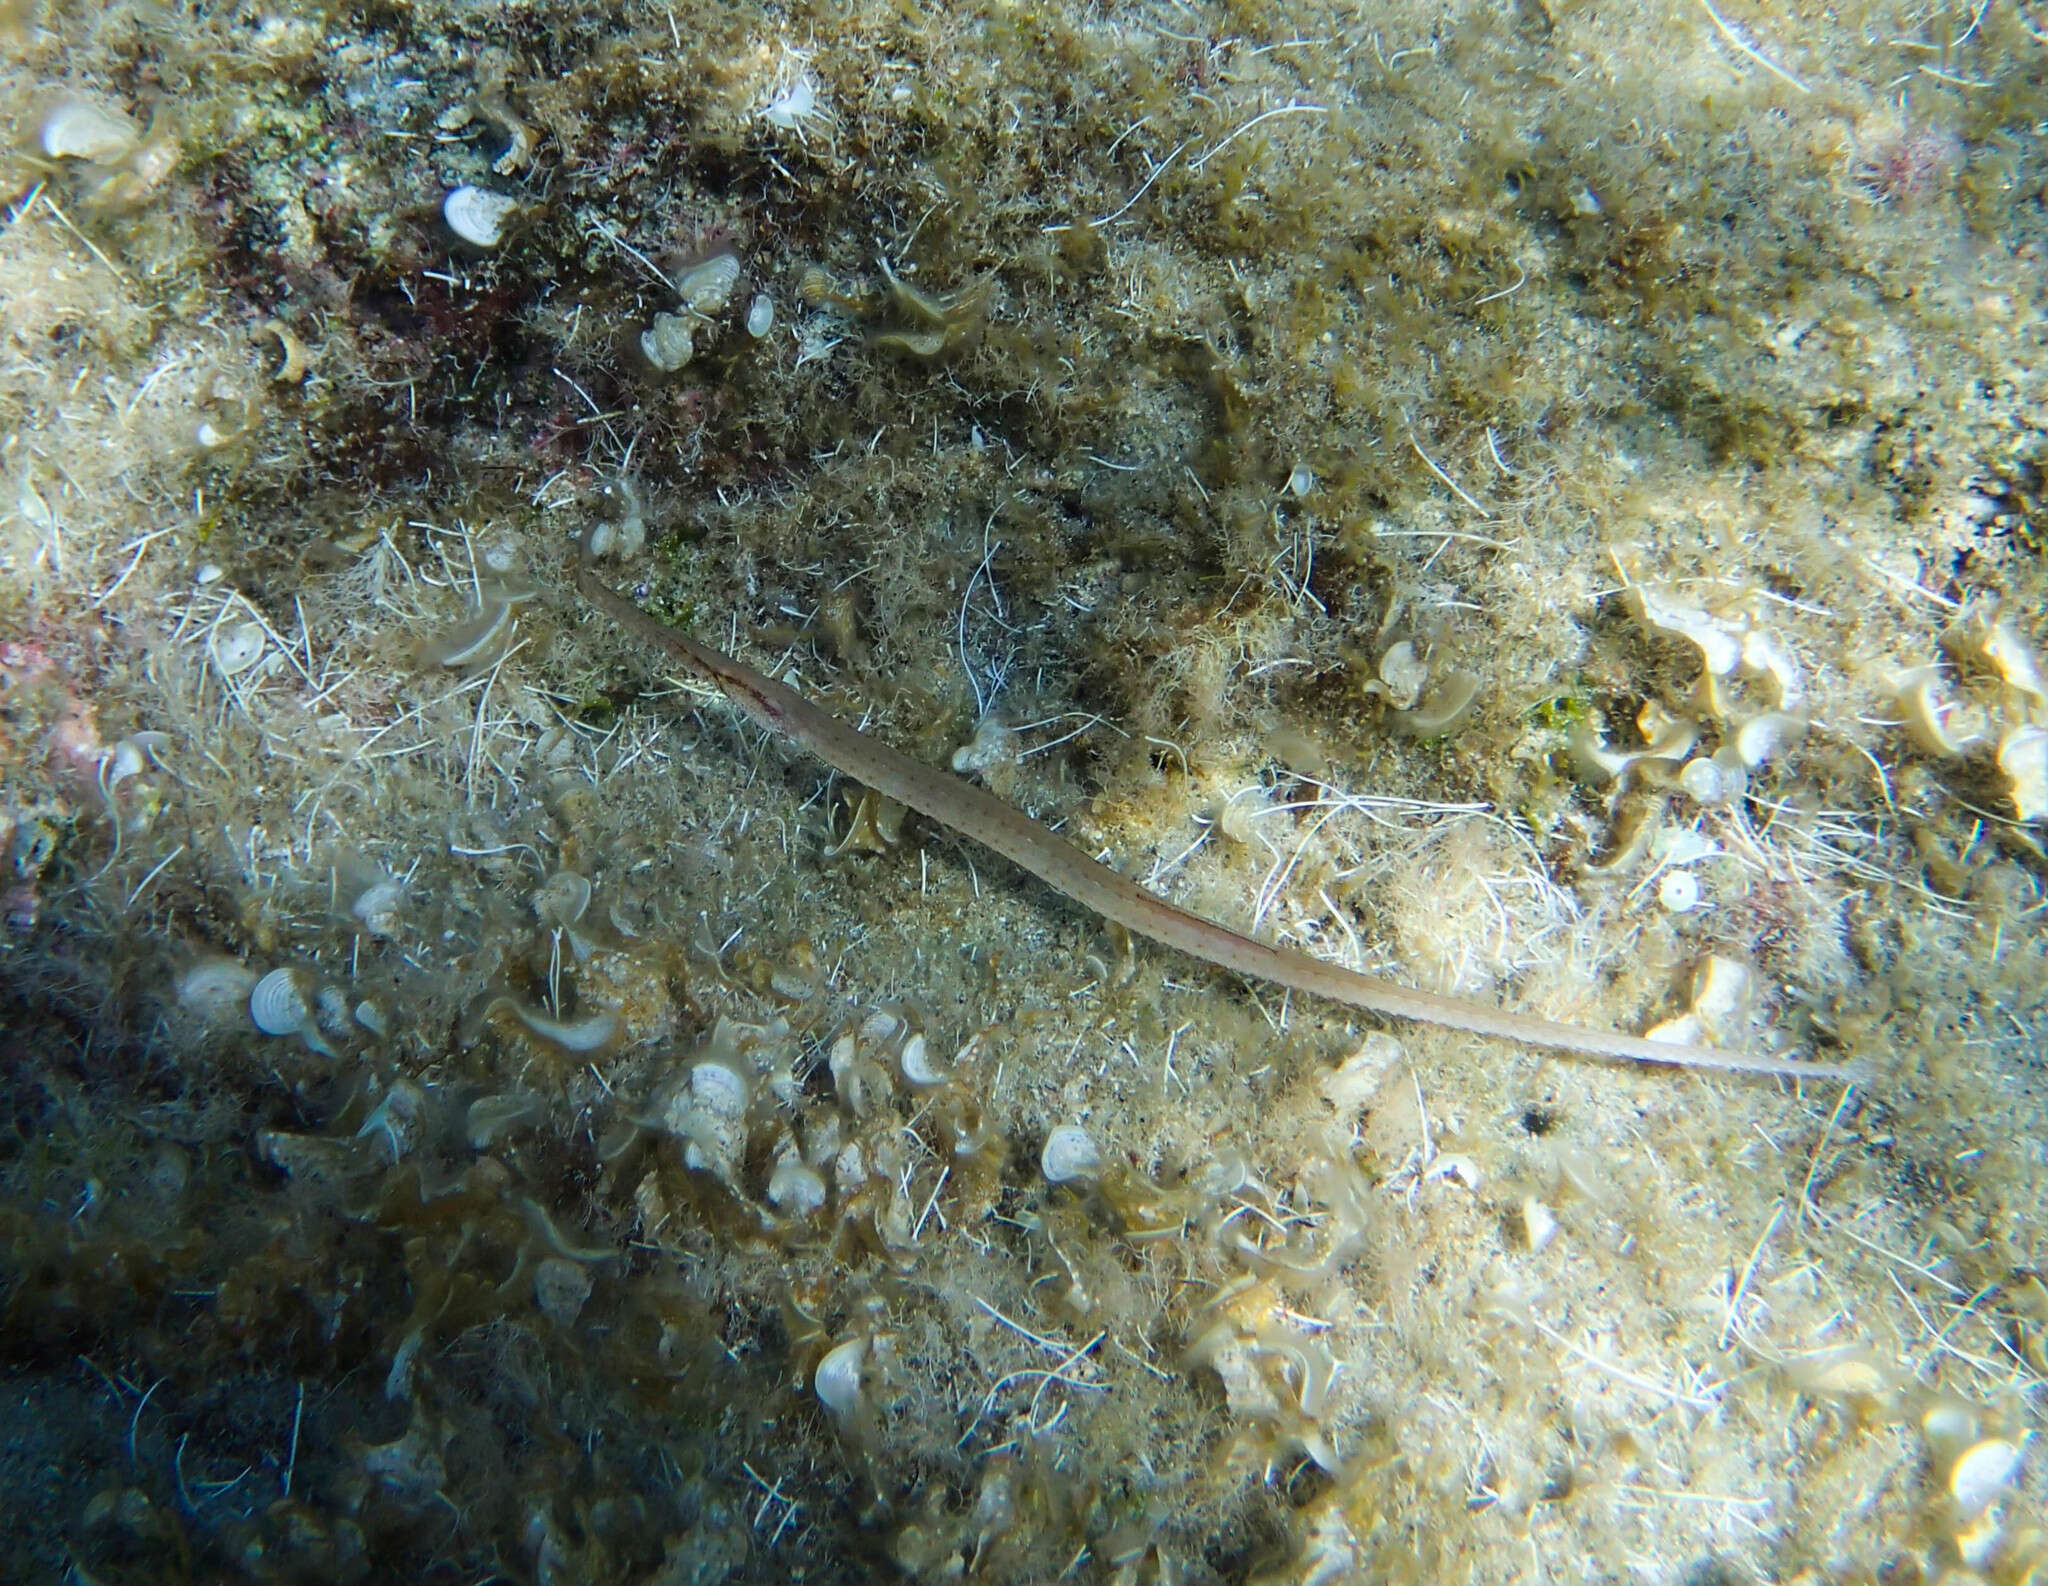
[{"x1": 579, "y1": 570, "x2": 1855, "y2": 1082}]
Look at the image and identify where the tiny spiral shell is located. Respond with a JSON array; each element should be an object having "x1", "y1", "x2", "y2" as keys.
[
  {"x1": 689, "y1": 1059, "x2": 750, "y2": 1117},
  {"x1": 897, "y1": 1033, "x2": 947, "y2": 1088},
  {"x1": 352, "y1": 878, "x2": 405, "y2": 938},
  {"x1": 249, "y1": 968, "x2": 311, "y2": 1036},
  {"x1": 678, "y1": 250, "x2": 742, "y2": 317}
]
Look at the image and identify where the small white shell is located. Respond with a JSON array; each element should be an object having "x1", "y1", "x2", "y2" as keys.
[
  {"x1": 211, "y1": 622, "x2": 266, "y2": 676},
  {"x1": 103, "y1": 739, "x2": 147, "y2": 792},
  {"x1": 833, "y1": 1141, "x2": 867, "y2": 1191},
  {"x1": 760, "y1": 70, "x2": 825, "y2": 133},
  {"x1": 352, "y1": 877, "x2": 405, "y2": 938},
  {"x1": 1997, "y1": 723, "x2": 2048, "y2": 822},
  {"x1": 314, "y1": 984, "x2": 353, "y2": 1039},
  {"x1": 1949, "y1": 1438, "x2": 2022, "y2": 1514},
  {"x1": 503, "y1": 1003, "x2": 619, "y2": 1053},
  {"x1": 859, "y1": 1009, "x2": 907, "y2": 1049},
  {"x1": 1521, "y1": 1197, "x2": 1559, "y2": 1252},
  {"x1": 897, "y1": 1033, "x2": 948, "y2": 1088},
  {"x1": 745, "y1": 293, "x2": 775, "y2": 339},
  {"x1": 1040, "y1": 1124, "x2": 1101, "y2": 1184},
  {"x1": 666, "y1": 1059, "x2": 750, "y2": 1180},
  {"x1": 1658, "y1": 870, "x2": 1700, "y2": 913},
  {"x1": 40, "y1": 99, "x2": 138, "y2": 162},
  {"x1": 533, "y1": 1257, "x2": 594, "y2": 1327},
  {"x1": 1677, "y1": 753, "x2": 1744, "y2": 805},
  {"x1": 249, "y1": 968, "x2": 311, "y2": 1036},
  {"x1": 1734, "y1": 710, "x2": 1807, "y2": 769},
  {"x1": 679, "y1": 251, "x2": 742, "y2": 317},
  {"x1": 1690, "y1": 955, "x2": 1752, "y2": 1028},
  {"x1": 534, "y1": 870, "x2": 593, "y2": 928},
  {"x1": 426, "y1": 599, "x2": 514, "y2": 668},
  {"x1": 813, "y1": 1337, "x2": 867, "y2": 1419},
  {"x1": 466, "y1": 1091, "x2": 542, "y2": 1149},
  {"x1": 354, "y1": 999, "x2": 389, "y2": 1036},
  {"x1": 950, "y1": 717, "x2": 1015, "y2": 774},
  {"x1": 641, "y1": 311, "x2": 695, "y2": 371},
  {"x1": 689, "y1": 1059, "x2": 750, "y2": 1117},
  {"x1": 442, "y1": 184, "x2": 519, "y2": 249},
  {"x1": 176, "y1": 958, "x2": 258, "y2": 1018},
  {"x1": 768, "y1": 1155, "x2": 827, "y2": 1215},
  {"x1": 356, "y1": 1079, "x2": 424, "y2": 1160}
]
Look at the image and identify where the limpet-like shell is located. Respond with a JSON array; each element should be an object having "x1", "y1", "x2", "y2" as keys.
[
  {"x1": 443, "y1": 184, "x2": 519, "y2": 249},
  {"x1": 249, "y1": 967, "x2": 311, "y2": 1036},
  {"x1": 176, "y1": 957, "x2": 258, "y2": 1018},
  {"x1": 1949, "y1": 1438, "x2": 2022, "y2": 1514},
  {"x1": 40, "y1": 99, "x2": 138, "y2": 162},
  {"x1": 353, "y1": 999, "x2": 389, "y2": 1036},
  {"x1": 1041, "y1": 1124, "x2": 1101, "y2": 1184},
  {"x1": 745, "y1": 293, "x2": 775, "y2": 339},
  {"x1": 211, "y1": 622, "x2": 266, "y2": 676},
  {"x1": 813, "y1": 1337, "x2": 867, "y2": 1419}
]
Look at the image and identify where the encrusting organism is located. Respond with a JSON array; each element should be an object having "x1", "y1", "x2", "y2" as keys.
[{"x1": 577, "y1": 571, "x2": 1856, "y2": 1080}]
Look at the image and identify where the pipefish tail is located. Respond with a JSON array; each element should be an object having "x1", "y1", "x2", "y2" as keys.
[{"x1": 577, "y1": 570, "x2": 1856, "y2": 1081}]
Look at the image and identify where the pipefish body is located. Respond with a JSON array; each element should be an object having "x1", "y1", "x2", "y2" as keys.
[{"x1": 578, "y1": 570, "x2": 1855, "y2": 1081}]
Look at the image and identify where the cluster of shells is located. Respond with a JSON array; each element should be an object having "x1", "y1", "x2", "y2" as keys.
[
  {"x1": 640, "y1": 250, "x2": 746, "y2": 373},
  {"x1": 37, "y1": 93, "x2": 181, "y2": 212},
  {"x1": 174, "y1": 957, "x2": 388, "y2": 1056},
  {"x1": 1876, "y1": 606, "x2": 2048, "y2": 821},
  {"x1": 1577, "y1": 577, "x2": 1811, "y2": 811},
  {"x1": 1589, "y1": 578, "x2": 2047, "y2": 831}
]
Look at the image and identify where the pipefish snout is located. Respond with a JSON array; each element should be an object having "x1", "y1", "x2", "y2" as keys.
[{"x1": 577, "y1": 570, "x2": 1858, "y2": 1082}]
